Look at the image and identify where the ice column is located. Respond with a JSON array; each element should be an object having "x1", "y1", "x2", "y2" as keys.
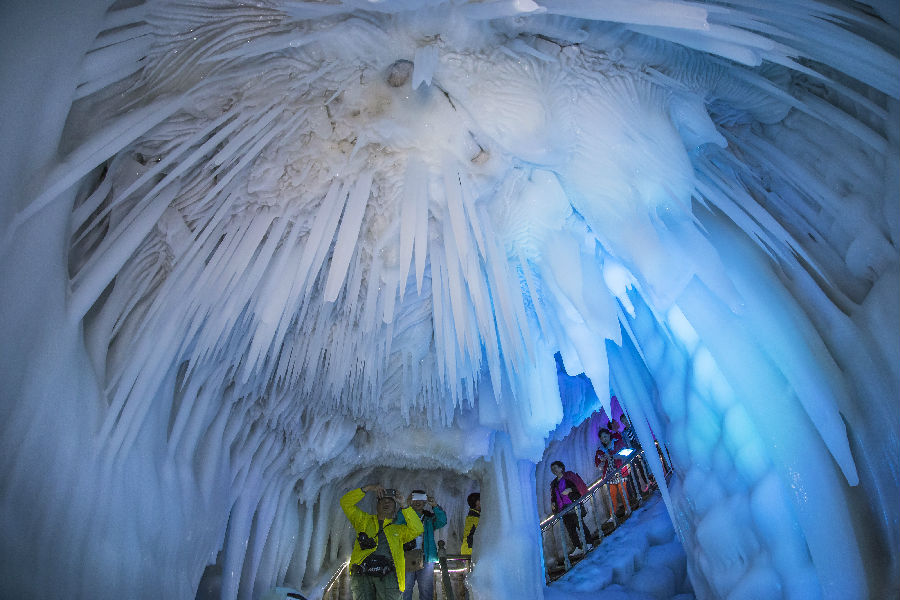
[{"x1": 468, "y1": 432, "x2": 545, "y2": 600}]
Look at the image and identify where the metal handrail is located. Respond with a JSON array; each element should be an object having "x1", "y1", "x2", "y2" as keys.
[
  {"x1": 542, "y1": 448, "x2": 646, "y2": 531},
  {"x1": 321, "y1": 551, "x2": 472, "y2": 598},
  {"x1": 321, "y1": 560, "x2": 349, "y2": 599},
  {"x1": 540, "y1": 492, "x2": 590, "y2": 531}
]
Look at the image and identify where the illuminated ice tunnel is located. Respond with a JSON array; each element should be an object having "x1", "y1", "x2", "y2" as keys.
[{"x1": 0, "y1": 1, "x2": 897, "y2": 599}]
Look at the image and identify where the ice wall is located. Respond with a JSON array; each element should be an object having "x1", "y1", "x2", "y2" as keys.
[{"x1": 0, "y1": 1, "x2": 898, "y2": 599}]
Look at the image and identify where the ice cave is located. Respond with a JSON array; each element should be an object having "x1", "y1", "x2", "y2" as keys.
[{"x1": 0, "y1": 1, "x2": 898, "y2": 599}]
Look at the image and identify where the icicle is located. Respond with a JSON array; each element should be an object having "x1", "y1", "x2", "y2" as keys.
[
  {"x1": 727, "y1": 130, "x2": 843, "y2": 218},
  {"x1": 361, "y1": 254, "x2": 381, "y2": 333},
  {"x1": 187, "y1": 115, "x2": 298, "y2": 245},
  {"x1": 540, "y1": 0, "x2": 709, "y2": 30},
  {"x1": 414, "y1": 174, "x2": 430, "y2": 294},
  {"x1": 483, "y1": 219, "x2": 533, "y2": 364},
  {"x1": 461, "y1": 239, "x2": 499, "y2": 366},
  {"x1": 168, "y1": 364, "x2": 218, "y2": 461},
  {"x1": 74, "y1": 110, "x2": 238, "y2": 242},
  {"x1": 233, "y1": 218, "x2": 292, "y2": 377},
  {"x1": 189, "y1": 216, "x2": 274, "y2": 362},
  {"x1": 459, "y1": 172, "x2": 487, "y2": 259},
  {"x1": 102, "y1": 3, "x2": 148, "y2": 30},
  {"x1": 72, "y1": 113, "x2": 236, "y2": 284},
  {"x1": 69, "y1": 183, "x2": 181, "y2": 321},
  {"x1": 324, "y1": 171, "x2": 373, "y2": 303},
  {"x1": 518, "y1": 252, "x2": 551, "y2": 341},
  {"x1": 629, "y1": 24, "x2": 763, "y2": 66},
  {"x1": 430, "y1": 240, "x2": 447, "y2": 389},
  {"x1": 344, "y1": 244, "x2": 366, "y2": 311},
  {"x1": 78, "y1": 27, "x2": 151, "y2": 88},
  {"x1": 75, "y1": 57, "x2": 148, "y2": 100},
  {"x1": 69, "y1": 176, "x2": 111, "y2": 236},
  {"x1": 244, "y1": 220, "x2": 305, "y2": 379},
  {"x1": 397, "y1": 158, "x2": 424, "y2": 302},
  {"x1": 441, "y1": 214, "x2": 470, "y2": 354},
  {"x1": 292, "y1": 180, "x2": 346, "y2": 309},
  {"x1": 442, "y1": 161, "x2": 471, "y2": 273},
  {"x1": 695, "y1": 159, "x2": 812, "y2": 272},
  {"x1": 200, "y1": 29, "x2": 319, "y2": 64},
  {"x1": 381, "y1": 267, "x2": 399, "y2": 324},
  {"x1": 797, "y1": 91, "x2": 888, "y2": 152},
  {"x1": 7, "y1": 95, "x2": 184, "y2": 239}
]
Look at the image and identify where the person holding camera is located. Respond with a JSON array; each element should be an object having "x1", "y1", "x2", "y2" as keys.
[
  {"x1": 340, "y1": 485, "x2": 424, "y2": 600},
  {"x1": 394, "y1": 489, "x2": 447, "y2": 600}
]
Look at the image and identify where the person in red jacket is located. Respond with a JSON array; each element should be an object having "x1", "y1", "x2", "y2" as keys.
[
  {"x1": 595, "y1": 428, "x2": 629, "y2": 522},
  {"x1": 549, "y1": 461, "x2": 599, "y2": 555}
]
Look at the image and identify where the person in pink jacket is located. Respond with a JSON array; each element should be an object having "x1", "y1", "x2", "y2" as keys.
[{"x1": 549, "y1": 461, "x2": 599, "y2": 555}]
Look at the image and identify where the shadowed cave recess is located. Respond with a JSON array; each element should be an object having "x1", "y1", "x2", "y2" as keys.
[{"x1": 0, "y1": 1, "x2": 898, "y2": 599}]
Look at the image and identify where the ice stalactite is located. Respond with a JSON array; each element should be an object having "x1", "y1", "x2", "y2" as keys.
[{"x1": 0, "y1": 0, "x2": 898, "y2": 599}]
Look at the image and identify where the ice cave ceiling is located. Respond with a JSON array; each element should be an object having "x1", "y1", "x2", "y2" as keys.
[{"x1": 0, "y1": 1, "x2": 898, "y2": 599}]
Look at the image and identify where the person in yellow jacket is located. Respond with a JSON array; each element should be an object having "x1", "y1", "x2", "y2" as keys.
[
  {"x1": 340, "y1": 484, "x2": 423, "y2": 600},
  {"x1": 460, "y1": 492, "x2": 480, "y2": 555}
]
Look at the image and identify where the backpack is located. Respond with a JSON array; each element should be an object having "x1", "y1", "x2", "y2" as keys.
[{"x1": 565, "y1": 471, "x2": 589, "y2": 498}]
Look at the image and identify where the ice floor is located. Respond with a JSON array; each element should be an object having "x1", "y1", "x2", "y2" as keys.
[{"x1": 545, "y1": 494, "x2": 695, "y2": 600}]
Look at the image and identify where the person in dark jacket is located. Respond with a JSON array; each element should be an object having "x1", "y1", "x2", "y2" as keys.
[{"x1": 549, "y1": 461, "x2": 599, "y2": 555}]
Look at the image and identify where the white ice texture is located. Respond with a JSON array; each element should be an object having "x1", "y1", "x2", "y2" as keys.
[{"x1": 0, "y1": 0, "x2": 898, "y2": 599}]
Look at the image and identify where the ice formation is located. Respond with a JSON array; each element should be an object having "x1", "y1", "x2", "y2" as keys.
[{"x1": 0, "y1": 0, "x2": 897, "y2": 599}]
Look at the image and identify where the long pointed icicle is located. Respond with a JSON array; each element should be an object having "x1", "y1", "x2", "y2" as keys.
[
  {"x1": 414, "y1": 171, "x2": 430, "y2": 294},
  {"x1": 10, "y1": 96, "x2": 185, "y2": 234},
  {"x1": 69, "y1": 184, "x2": 180, "y2": 321},
  {"x1": 397, "y1": 158, "x2": 422, "y2": 302},
  {"x1": 324, "y1": 171, "x2": 373, "y2": 302},
  {"x1": 72, "y1": 110, "x2": 238, "y2": 242}
]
